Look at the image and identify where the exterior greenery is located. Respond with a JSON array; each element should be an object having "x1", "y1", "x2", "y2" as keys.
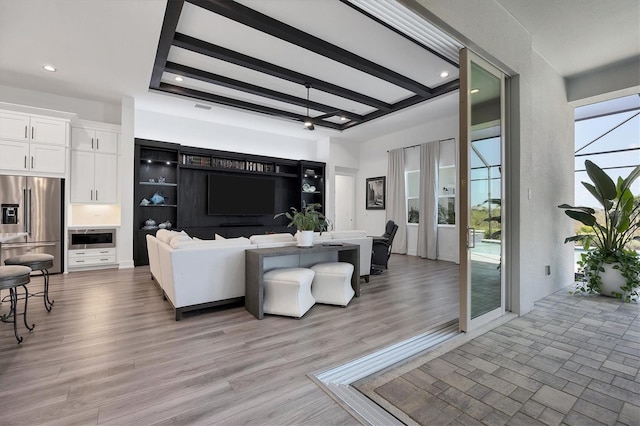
[
  {"x1": 274, "y1": 203, "x2": 329, "y2": 232},
  {"x1": 560, "y1": 160, "x2": 640, "y2": 301}
]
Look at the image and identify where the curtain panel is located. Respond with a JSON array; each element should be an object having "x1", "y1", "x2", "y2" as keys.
[
  {"x1": 386, "y1": 148, "x2": 407, "y2": 254},
  {"x1": 417, "y1": 141, "x2": 440, "y2": 259}
]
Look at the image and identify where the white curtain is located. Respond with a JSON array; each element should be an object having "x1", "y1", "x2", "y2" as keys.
[
  {"x1": 417, "y1": 141, "x2": 440, "y2": 259},
  {"x1": 387, "y1": 148, "x2": 407, "y2": 254}
]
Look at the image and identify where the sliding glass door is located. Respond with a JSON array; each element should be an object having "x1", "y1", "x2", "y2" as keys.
[{"x1": 459, "y1": 49, "x2": 506, "y2": 331}]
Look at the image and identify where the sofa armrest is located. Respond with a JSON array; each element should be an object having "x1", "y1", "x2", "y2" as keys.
[{"x1": 146, "y1": 234, "x2": 162, "y2": 288}]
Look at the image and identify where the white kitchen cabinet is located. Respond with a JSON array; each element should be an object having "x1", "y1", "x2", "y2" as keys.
[
  {"x1": 0, "y1": 110, "x2": 69, "y2": 176},
  {"x1": 69, "y1": 120, "x2": 120, "y2": 204},
  {"x1": 0, "y1": 111, "x2": 67, "y2": 145},
  {"x1": 71, "y1": 127, "x2": 118, "y2": 154},
  {"x1": 0, "y1": 140, "x2": 66, "y2": 174},
  {"x1": 70, "y1": 151, "x2": 117, "y2": 203},
  {"x1": 68, "y1": 248, "x2": 117, "y2": 269}
]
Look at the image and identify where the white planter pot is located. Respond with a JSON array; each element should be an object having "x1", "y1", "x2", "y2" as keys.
[
  {"x1": 297, "y1": 230, "x2": 314, "y2": 248},
  {"x1": 599, "y1": 262, "x2": 626, "y2": 297}
]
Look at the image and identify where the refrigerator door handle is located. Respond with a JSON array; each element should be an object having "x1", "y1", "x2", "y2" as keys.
[
  {"x1": 23, "y1": 188, "x2": 28, "y2": 233},
  {"x1": 28, "y1": 188, "x2": 32, "y2": 234}
]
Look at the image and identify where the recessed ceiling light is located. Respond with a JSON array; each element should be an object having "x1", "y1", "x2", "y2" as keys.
[
  {"x1": 440, "y1": 71, "x2": 449, "y2": 78},
  {"x1": 470, "y1": 88, "x2": 480, "y2": 94},
  {"x1": 43, "y1": 65, "x2": 56, "y2": 72},
  {"x1": 174, "y1": 76, "x2": 183, "y2": 82},
  {"x1": 340, "y1": 116, "x2": 347, "y2": 121}
]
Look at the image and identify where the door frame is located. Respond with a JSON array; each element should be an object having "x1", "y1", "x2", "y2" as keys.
[{"x1": 459, "y1": 48, "x2": 508, "y2": 332}]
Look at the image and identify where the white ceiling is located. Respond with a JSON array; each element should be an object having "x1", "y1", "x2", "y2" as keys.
[{"x1": 0, "y1": 0, "x2": 638, "y2": 143}]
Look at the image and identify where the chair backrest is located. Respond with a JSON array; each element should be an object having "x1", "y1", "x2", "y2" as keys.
[
  {"x1": 382, "y1": 220, "x2": 397, "y2": 240},
  {"x1": 386, "y1": 221, "x2": 399, "y2": 247}
]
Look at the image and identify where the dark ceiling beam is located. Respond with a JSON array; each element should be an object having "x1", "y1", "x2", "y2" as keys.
[
  {"x1": 186, "y1": 0, "x2": 434, "y2": 97},
  {"x1": 155, "y1": 83, "x2": 343, "y2": 130},
  {"x1": 165, "y1": 62, "x2": 363, "y2": 121},
  {"x1": 150, "y1": 0, "x2": 184, "y2": 88},
  {"x1": 339, "y1": 0, "x2": 459, "y2": 68},
  {"x1": 173, "y1": 33, "x2": 392, "y2": 111},
  {"x1": 341, "y1": 79, "x2": 460, "y2": 130}
]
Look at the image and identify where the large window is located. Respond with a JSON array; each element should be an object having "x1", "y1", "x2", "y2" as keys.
[
  {"x1": 406, "y1": 170, "x2": 420, "y2": 224},
  {"x1": 574, "y1": 95, "x2": 640, "y2": 250}
]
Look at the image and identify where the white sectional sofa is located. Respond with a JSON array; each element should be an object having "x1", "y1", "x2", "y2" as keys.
[
  {"x1": 147, "y1": 230, "x2": 257, "y2": 320},
  {"x1": 146, "y1": 229, "x2": 372, "y2": 320}
]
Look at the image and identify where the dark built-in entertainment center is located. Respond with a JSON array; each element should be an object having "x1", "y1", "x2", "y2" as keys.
[{"x1": 133, "y1": 138, "x2": 325, "y2": 266}]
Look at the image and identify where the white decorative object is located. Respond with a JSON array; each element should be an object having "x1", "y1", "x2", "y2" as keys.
[
  {"x1": 311, "y1": 262, "x2": 355, "y2": 306},
  {"x1": 600, "y1": 263, "x2": 626, "y2": 297},
  {"x1": 263, "y1": 267, "x2": 316, "y2": 318},
  {"x1": 297, "y1": 230, "x2": 314, "y2": 247}
]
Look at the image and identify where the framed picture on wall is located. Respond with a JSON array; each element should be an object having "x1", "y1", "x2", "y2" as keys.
[{"x1": 366, "y1": 176, "x2": 386, "y2": 210}]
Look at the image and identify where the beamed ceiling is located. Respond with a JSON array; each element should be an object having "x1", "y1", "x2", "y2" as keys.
[{"x1": 150, "y1": 0, "x2": 462, "y2": 132}]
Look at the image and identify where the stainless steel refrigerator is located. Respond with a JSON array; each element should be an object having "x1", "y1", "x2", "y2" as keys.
[{"x1": 0, "y1": 175, "x2": 64, "y2": 273}]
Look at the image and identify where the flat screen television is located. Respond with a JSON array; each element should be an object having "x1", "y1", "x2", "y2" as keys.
[{"x1": 207, "y1": 174, "x2": 276, "y2": 215}]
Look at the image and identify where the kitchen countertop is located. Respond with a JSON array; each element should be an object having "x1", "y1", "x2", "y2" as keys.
[
  {"x1": 68, "y1": 225, "x2": 120, "y2": 230},
  {"x1": 0, "y1": 232, "x2": 28, "y2": 243}
]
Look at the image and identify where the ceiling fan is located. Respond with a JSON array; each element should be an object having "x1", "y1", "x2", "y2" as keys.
[{"x1": 302, "y1": 83, "x2": 348, "y2": 131}]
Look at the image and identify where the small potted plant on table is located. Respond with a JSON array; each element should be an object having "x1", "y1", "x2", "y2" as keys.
[
  {"x1": 275, "y1": 203, "x2": 329, "y2": 247},
  {"x1": 559, "y1": 160, "x2": 639, "y2": 301}
]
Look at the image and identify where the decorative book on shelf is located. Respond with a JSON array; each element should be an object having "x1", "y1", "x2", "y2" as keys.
[{"x1": 182, "y1": 155, "x2": 212, "y2": 167}]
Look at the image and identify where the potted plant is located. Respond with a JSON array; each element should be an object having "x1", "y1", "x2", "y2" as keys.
[
  {"x1": 274, "y1": 203, "x2": 329, "y2": 247},
  {"x1": 559, "y1": 160, "x2": 640, "y2": 301}
]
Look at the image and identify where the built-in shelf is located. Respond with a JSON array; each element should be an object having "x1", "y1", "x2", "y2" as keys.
[
  {"x1": 139, "y1": 182, "x2": 178, "y2": 187},
  {"x1": 139, "y1": 204, "x2": 177, "y2": 208}
]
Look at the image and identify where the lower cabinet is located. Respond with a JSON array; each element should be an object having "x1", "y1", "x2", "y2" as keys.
[{"x1": 68, "y1": 248, "x2": 117, "y2": 269}]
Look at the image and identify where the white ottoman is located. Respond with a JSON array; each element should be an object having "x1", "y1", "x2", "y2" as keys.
[
  {"x1": 311, "y1": 262, "x2": 355, "y2": 307},
  {"x1": 263, "y1": 268, "x2": 316, "y2": 318}
]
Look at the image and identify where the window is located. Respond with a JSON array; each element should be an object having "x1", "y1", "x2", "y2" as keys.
[
  {"x1": 406, "y1": 170, "x2": 420, "y2": 224},
  {"x1": 574, "y1": 95, "x2": 640, "y2": 251},
  {"x1": 438, "y1": 165, "x2": 456, "y2": 224}
]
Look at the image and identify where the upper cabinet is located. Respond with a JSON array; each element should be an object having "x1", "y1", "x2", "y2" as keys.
[
  {"x1": 0, "y1": 110, "x2": 69, "y2": 176},
  {"x1": 70, "y1": 120, "x2": 120, "y2": 204},
  {"x1": 71, "y1": 127, "x2": 118, "y2": 154}
]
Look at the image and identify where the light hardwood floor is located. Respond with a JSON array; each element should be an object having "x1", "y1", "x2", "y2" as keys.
[{"x1": 0, "y1": 255, "x2": 458, "y2": 425}]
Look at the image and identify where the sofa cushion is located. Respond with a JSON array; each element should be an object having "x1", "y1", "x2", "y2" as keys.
[
  {"x1": 171, "y1": 237, "x2": 251, "y2": 249},
  {"x1": 295, "y1": 231, "x2": 333, "y2": 243},
  {"x1": 157, "y1": 229, "x2": 189, "y2": 244},
  {"x1": 169, "y1": 234, "x2": 193, "y2": 248},
  {"x1": 214, "y1": 233, "x2": 226, "y2": 240},
  {"x1": 249, "y1": 233, "x2": 295, "y2": 244},
  {"x1": 330, "y1": 230, "x2": 368, "y2": 239}
]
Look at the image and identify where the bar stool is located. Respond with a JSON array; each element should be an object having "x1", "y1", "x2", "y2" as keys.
[
  {"x1": 0, "y1": 265, "x2": 34, "y2": 343},
  {"x1": 4, "y1": 254, "x2": 55, "y2": 311}
]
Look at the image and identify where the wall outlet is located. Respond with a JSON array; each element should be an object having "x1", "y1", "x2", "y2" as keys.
[{"x1": 545, "y1": 265, "x2": 551, "y2": 276}]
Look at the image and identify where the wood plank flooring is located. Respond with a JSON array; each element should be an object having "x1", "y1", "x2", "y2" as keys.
[{"x1": 0, "y1": 255, "x2": 459, "y2": 425}]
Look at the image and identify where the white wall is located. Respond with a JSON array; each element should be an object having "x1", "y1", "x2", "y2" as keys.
[
  {"x1": 355, "y1": 106, "x2": 459, "y2": 247},
  {"x1": 409, "y1": 0, "x2": 575, "y2": 314},
  {"x1": 135, "y1": 109, "x2": 320, "y2": 161},
  {"x1": 0, "y1": 85, "x2": 121, "y2": 124}
]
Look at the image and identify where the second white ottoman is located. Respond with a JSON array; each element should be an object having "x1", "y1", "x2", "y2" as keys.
[
  {"x1": 310, "y1": 262, "x2": 355, "y2": 307},
  {"x1": 263, "y1": 267, "x2": 316, "y2": 318}
]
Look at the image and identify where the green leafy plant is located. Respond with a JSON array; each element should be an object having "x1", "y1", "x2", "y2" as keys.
[
  {"x1": 559, "y1": 160, "x2": 640, "y2": 300},
  {"x1": 274, "y1": 203, "x2": 329, "y2": 232}
]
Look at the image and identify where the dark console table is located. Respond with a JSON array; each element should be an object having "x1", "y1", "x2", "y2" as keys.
[{"x1": 245, "y1": 243, "x2": 360, "y2": 319}]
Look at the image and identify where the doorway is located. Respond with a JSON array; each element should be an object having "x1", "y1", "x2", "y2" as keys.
[{"x1": 334, "y1": 172, "x2": 355, "y2": 231}]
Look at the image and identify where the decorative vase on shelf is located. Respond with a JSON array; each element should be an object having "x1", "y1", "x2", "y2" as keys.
[
  {"x1": 297, "y1": 230, "x2": 314, "y2": 248},
  {"x1": 150, "y1": 191, "x2": 165, "y2": 204},
  {"x1": 145, "y1": 218, "x2": 156, "y2": 227}
]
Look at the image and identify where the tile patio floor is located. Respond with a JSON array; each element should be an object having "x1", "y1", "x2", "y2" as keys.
[{"x1": 358, "y1": 288, "x2": 640, "y2": 425}]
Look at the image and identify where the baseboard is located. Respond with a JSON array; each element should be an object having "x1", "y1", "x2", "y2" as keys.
[
  {"x1": 437, "y1": 254, "x2": 458, "y2": 263},
  {"x1": 118, "y1": 260, "x2": 135, "y2": 269}
]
